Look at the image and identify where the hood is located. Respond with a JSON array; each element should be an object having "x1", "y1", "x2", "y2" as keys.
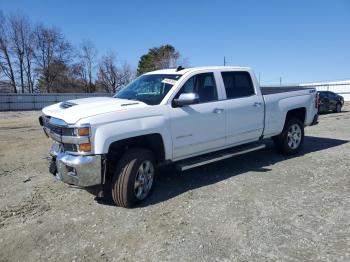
[{"x1": 42, "y1": 97, "x2": 148, "y2": 124}]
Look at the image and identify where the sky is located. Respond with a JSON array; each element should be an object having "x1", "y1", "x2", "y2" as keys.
[{"x1": 1, "y1": 0, "x2": 349, "y2": 84}]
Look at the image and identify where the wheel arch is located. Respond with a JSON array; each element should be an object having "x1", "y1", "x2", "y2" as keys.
[
  {"x1": 107, "y1": 133, "x2": 166, "y2": 163},
  {"x1": 285, "y1": 107, "x2": 306, "y2": 125}
]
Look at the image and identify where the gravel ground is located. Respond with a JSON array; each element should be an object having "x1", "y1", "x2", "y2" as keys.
[{"x1": 0, "y1": 105, "x2": 349, "y2": 262}]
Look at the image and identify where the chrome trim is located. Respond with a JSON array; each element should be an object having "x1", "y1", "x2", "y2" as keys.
[
  {"x1": 55, "y1": 153, "x2": 101, "y2": 186},
  {"x1": 42, "y1": 126, "x2": 49, "y2": 138},
  {"x1": 49, "y1": 117, "x2": 68, "y2": 126},
  {"x1": 50, "y1": 143, "x2": 101, "y2": 187},
  {"x1": 46, "y1": 116, "x2": 91, "y2": 129},
  {"x1": 64, "y1": 150, "x2": 94, "y2": 156},
  {"x1": 177, "y1": 144, "x2": 266, "y2": 171},
  {"x1": 50, "y1": 142, "x2": 62, "y2": 156},
  {"x1": 41, "y1": 115, "x2": 93, "y2": 154},
  {"x1": 61, "y1": 135, "x2": 90, "y2": 144},
  {"x1": 48, "y1": 128, "x2": 62, "y2": 142},
  {"x1": 44, "y1": 127, "x2": 89, "y2": 144}
]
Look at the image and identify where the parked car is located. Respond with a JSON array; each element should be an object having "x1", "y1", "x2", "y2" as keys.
[
  {"x1": 39, "y1": 66, "x2": 319, "y2": 208},
  {"x1": 317, "y1": 91, "x2": 344, "y2": 113}
]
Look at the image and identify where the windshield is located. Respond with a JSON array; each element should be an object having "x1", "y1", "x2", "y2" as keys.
[{"x1": 114, "y1": 74, "x2": 182, "y2": 105}]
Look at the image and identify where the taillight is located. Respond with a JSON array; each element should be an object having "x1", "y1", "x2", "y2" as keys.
[{"x1": 315, "y1": 93, "x2": 319, "y2": 109}]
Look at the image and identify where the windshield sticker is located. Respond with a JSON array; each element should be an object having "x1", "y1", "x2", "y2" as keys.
[{"x1": 161, "y1": 78, "x2": 178, "y2": 85}]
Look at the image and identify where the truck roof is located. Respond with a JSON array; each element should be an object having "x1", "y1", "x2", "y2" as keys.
[{"x1": 145, "y1": 66, "x2": 251, "y2": 75}]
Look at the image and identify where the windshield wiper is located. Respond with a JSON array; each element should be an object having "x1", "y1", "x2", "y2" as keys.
[{"x1": 125, "y1": 98, "x2": 140, "y2": 102}]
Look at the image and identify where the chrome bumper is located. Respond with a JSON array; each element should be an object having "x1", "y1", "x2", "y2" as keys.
[{"x1": 50, "y1": 143, "x2": 102, "y2": 187}]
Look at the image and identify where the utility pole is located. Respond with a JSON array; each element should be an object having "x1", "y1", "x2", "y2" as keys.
[
  {"x1": 280, "y1": 77, "x2": 282, "y2": 86},
  {"x1": 224, "y1": 56, "x2": 226, "y2": 66}
]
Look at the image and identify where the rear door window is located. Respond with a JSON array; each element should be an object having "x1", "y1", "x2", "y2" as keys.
[{"x1": 221, "y1": 71, "x2": 255, "y2": 99}]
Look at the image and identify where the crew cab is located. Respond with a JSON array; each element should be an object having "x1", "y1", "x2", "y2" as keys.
[{"x1": 39, "y1": 66, "x2": 319, "y2": 208}]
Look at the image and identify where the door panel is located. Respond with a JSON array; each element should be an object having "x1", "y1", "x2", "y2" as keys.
[
  {"x1": 169, "y1": 101, "x2": 226, "y2": 159},
  {"x1": 169, "y1": 72, "x2": 226, "y2": 160},
  {"x1": 220, "y1": 71, "x2": 264, "y2": 145},
  {"x1": 224, "y1": 96, "x2": 264, "y2": 145}
]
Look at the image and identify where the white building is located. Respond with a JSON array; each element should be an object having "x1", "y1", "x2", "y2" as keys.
[{"x1": 300, "y1": 80, "x2": 350, "y2": 101}]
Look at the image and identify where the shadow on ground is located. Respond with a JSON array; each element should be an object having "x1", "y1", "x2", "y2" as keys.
[
  {"x1": 318, "y1": 110, "x2": 349, "y2": 115},
  {"x1": 95, "y1": 136, "x2": 348, "y2": 207}
]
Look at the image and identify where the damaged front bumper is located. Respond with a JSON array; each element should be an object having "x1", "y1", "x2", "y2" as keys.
[{"x1": 49, "y1": 142, "x2": 102, "y2": 187}]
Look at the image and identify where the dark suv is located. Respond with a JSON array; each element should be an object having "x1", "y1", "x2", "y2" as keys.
[{"x1": 317, "y1": 91, "x2": 344, "y2": 113}]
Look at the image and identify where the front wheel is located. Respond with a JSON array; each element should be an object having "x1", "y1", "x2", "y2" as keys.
[
  {"x1": 272, "y1": 118, "x2": 304, "y2": 155},
  {"x1": 111, "y1": 148, "x2": 155, "y2": 208}
]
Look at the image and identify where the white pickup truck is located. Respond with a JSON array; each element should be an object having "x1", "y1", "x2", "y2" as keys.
[{"x1": 39, "y1": 66, "x2": 319, "y2": 208}]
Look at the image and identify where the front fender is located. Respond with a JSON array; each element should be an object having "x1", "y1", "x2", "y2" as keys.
[{"x1": 92, "y1": 115, "x2": 172, "y2": 160}]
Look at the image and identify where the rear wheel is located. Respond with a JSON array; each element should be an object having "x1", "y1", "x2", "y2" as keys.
[
  {"x1": 111, "y1": 148, "x2": 155, "y2": 208},
  {"x1": 334, "y1": 103, "x2": 341, "y2": 113},
  {"x1": 273, "y1": 118, "x2": 304, "y2": 155}
]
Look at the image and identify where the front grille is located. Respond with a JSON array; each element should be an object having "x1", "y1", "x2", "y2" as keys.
[
  {"x1": 48, "y1": 124, "x2": 61, "y2": 134},
  {"x1": 63, "y1": 143, "x2": 78, "y2": 152},
  {"x1": 47, "y1": 122, "x2": 75, "y2": 136},
  {"x1": 41, "y1": 116, "x2": 86, "y2": 153}
]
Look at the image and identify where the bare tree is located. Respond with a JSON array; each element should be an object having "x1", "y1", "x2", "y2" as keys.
[
  {"x1": 118, "y1": 62, "x2": 135, "y2": 88},
  {"x1": 97, "y1": 52, "x2": 118, "y2": 93},
  {"x1": 97, "y1": 53, "x2": 135, "y2": 93},
  {"x1": 34, "y1": 24, "x2": 72, "y2": 93},
  {"x1": 1, "y1": 10, "x2": 136, "y2": 94},
  {"x1": 0, "y1": 12, "x2": 17, "y2": 93},
  {"x1": 23, "y1": 19, "x2": 36, "y2": 93},
  {"x1": 23, "y1": 33, "x2": 36, "y2": 93},
  {"x1": 78, "y1": 40, "x2": 97, "y2": 93},
  {"x1": 9, "y1": 13, "x2": 35, "y2": 93}
]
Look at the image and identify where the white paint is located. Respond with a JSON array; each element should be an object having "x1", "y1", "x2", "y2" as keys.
[{"x1": 42, "y1": 66, "x2": 318, "y2": 162}]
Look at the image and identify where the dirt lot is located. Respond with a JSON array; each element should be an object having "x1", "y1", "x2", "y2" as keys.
[{"x1": 0, "y1": 105, "x2": 350, "y2": 262}]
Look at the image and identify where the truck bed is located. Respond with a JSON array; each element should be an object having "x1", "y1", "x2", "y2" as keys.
[{"x1": 261, "y1": 86, "x2": 314, "y2": 95}]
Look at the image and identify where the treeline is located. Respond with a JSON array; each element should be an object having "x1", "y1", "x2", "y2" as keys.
[{"x1": 0, "y1": 10, "x2": 185, "y2": 94}]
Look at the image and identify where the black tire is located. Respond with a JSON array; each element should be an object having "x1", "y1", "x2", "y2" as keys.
[
  {"x1": 272, "y1": 117, "x2": 304, "y2": 155},
  {"x1": 334, "y1": 103, "x2": 341, "y2": 113},
  {"x1": 111, "y1": 148, "x2": 155, "y2": 208}
]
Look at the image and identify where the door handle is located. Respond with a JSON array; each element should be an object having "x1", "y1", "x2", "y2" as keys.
[
  {"x1": 213, "y1": 108, "x2": 224, "y2": 114},
  {"x1": 253, "y1": 102, "x2": 262, "y2": 107}
]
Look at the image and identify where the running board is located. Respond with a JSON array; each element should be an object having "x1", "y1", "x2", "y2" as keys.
[{"x1": 176, "y1": 143, "x2": 266, "y2": 171}]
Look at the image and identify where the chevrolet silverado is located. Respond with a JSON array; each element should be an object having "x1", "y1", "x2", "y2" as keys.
[{"x1": 39, "y1": 66, "x2": 319, "y2": 208}]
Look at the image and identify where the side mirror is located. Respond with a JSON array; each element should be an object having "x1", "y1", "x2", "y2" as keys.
[{"x1": 173, "y1": 93, "x2": 199, "y2": 107}]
